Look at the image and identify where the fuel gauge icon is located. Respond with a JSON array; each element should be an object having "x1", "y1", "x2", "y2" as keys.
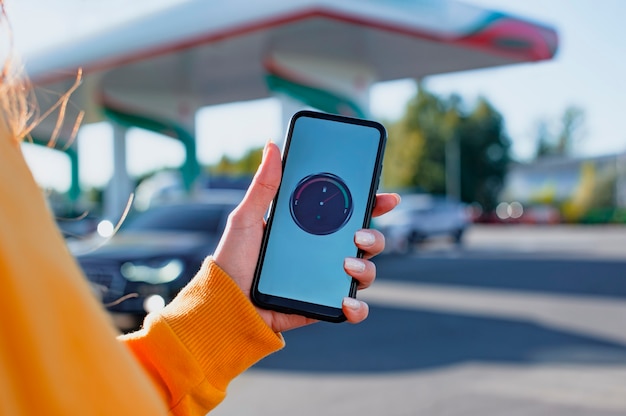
[{"x1": 289, "y1": 173, "x2": 353, "y2": 235}]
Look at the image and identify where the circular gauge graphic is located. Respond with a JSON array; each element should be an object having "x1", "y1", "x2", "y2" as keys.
[{"x1": 290, "y1": 173, "x2": 353, "y2": 235}]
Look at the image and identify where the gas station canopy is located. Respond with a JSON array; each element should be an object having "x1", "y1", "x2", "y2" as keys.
[
  {"x1": 25, "y1": 0, "x2": 557, "y2": 210},
  {"x1": 28, "y1": 0, "x2": 557, "y2": 126}
]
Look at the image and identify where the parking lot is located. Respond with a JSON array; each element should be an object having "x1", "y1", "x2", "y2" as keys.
[{"x1": 212, "y1": 224, "x2": 626, "y2": 416}]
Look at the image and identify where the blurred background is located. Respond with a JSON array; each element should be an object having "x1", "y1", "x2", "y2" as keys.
[{"x1": 7, "y1": 0, "x2": 626, "y2": 415}]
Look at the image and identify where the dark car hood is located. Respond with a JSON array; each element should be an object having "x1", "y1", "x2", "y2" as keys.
[{"x1": 73, "y1": 231, "x2": 216, "y2": 261}]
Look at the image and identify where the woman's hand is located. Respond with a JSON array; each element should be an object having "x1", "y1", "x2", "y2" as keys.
[{"x1": 213, "y1": 141, "x2": 400, "y2": 333}]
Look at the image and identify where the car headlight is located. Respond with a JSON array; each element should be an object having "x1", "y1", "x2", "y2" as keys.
[{"x1": 120, "y1": 258, "x2": 184, "y2": 284}]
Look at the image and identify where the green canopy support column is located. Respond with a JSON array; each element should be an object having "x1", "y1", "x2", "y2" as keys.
[
  {"x1": 266, "y1": 73, "x2": 367, "y2": 119},
  {"x1": 102, "y1": 106, "x2": 200, "y2": 191},
  {"x1": 264, "y1": 53, "x2": 373, "y2": 135},
  {"x1": 66, "y1": 147, "x2": 80, "y2": 201},
  {"x1": 30, "y1": 137, "x2": 81, "y2": 202}
]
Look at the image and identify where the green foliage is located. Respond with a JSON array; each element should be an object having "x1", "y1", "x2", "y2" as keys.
[
  {"x1": 208, "y1": 146, "x2": 264, "y2": 175},
  {"x1": 383, "y1": 84, "x2": 510, "y2": 211},
  {"x1": 535, "y1": 105, "x2": 586, "y2": 158},
  {"x1": 383, "y1": 87, "x2": 450, "y2": 193},
  {"x1": 458, "y1": 98, "x2": 511, "y2": 211}
]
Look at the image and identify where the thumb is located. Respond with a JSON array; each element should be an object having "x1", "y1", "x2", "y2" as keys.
[
  {"x1": 238, "y1": 141, "x2": 282, "y2": 223},
  {"x1": 211, "y1": 141, "x2": 282, "y2": 290}
]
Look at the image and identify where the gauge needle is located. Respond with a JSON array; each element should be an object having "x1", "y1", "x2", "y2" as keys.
[{"x1": 321, "y1": 191, "x2": 340, "y2": 205}]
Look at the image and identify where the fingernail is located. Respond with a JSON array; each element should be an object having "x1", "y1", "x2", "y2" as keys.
[
  {"x1": 263, "y1": 139, "x2": 273, "y2": 158},
  {"x1": 344, "y1": 257, "x2": 366, "y2": 273},
  {"x1": 355, "y1": 230, "x2": 375, "y2": 246},
  {"x1": 343, "y1": 297, "x2": 361, "y2": 311}
]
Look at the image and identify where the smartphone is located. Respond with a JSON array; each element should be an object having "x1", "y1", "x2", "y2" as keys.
[{"x1": 251, "y1": 110, "x2": 387, "y2": 322}]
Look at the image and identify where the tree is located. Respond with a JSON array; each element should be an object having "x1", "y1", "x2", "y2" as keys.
[
  {"x1": 208, "y1": 146, "x2": 264, "y2": 176},
  {"x1": 382, "y1": 86, "x2": 451, "y2": 193},
  {"x1": 534, "y1": 105, "x2": 586, "y2": 158},
  {"x1": 382, "y1": 84, "x2": 510, "y2": 211},
  {"x1": 457, "y1": 98, "x2": 510, "y2": 211},
  {"x1": 534, "y1": 119, "x2": 553, "y2": 158}
]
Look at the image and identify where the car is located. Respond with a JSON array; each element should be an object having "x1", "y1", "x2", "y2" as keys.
[
  {"x1": 373, "y1": 193, "x2": 471, "y2": 254},
  {"x1": 73, "y1": 190, "x2": 244, "y2": 331}
]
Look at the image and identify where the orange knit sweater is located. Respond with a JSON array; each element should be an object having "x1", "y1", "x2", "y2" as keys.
[{"x1": 0, "y1": 133, "x2": 284, "y2": 415}]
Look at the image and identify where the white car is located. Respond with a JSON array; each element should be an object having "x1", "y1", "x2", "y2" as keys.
[{"x1": 374, "y1": 193, "x2": 471, "y2": 254}]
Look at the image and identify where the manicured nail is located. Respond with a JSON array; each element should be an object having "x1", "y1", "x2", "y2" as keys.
[
  {"x1": 343, "y1": 297, "x2": 362, "y2": 311},
  {"x1": 262, "y1": 139, "x2": 272, "y2": 159},
  {"x1": 344, "y1": 257, "x2": 366, "y2": 273},
  {"x1": 355, "y1": 230, "x2": 375, "y2": 247}
]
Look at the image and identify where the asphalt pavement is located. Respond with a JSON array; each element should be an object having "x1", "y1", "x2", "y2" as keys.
[{"x1": 211, "y1": 225, "x2": 626, "y2": 416}]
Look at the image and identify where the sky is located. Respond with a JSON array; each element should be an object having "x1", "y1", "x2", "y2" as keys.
[{"x1": 6, "y1": 0, "x2": 626, "y2": 192}]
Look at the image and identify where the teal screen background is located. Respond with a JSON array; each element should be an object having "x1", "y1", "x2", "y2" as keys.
[{"x1": 257, "y1": 115, "x2": 383, "y2": 308}]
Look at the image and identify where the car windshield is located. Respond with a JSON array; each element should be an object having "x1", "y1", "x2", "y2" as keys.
[{"x1": 121, "y1": 204, "x2": 232, "y2": 234}]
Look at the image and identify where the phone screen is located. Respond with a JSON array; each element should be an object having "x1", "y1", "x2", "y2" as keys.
[{"x1": 252, "y1": 110, "x2": 386, "y2": 322}]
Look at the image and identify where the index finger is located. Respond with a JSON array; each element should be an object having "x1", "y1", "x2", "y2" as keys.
[{"x1": 372, "y1": 193, "x2": 401, "y2": 218}]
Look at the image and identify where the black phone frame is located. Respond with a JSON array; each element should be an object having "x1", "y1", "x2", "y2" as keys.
[{"x1": 251, "y1": 110, "x2": 387, "y2": 322}]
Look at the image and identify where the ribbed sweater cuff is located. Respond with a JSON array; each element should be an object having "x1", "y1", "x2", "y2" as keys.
[{"x1": 156, "y1": 258, "x2": 283, "y2": 392}]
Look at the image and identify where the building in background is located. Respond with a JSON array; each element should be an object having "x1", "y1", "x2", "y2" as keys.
[{"x1": 497, "y1": 153, "x2": 626, "y2": 224}]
